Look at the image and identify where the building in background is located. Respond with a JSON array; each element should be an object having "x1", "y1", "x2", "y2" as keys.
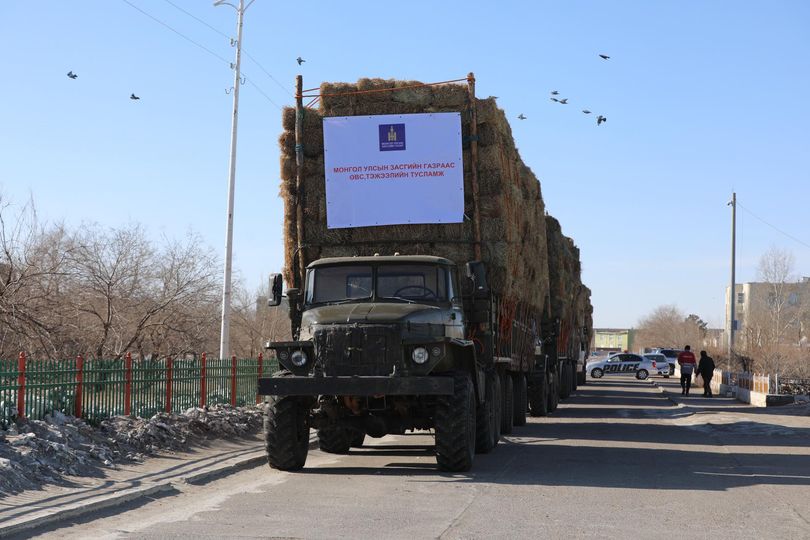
[
  {"x1": 725, "y1": 279, "x2": 810, "y2": 344},
  {"x1": 592, "y1": 328, "x2": 635, "y2": 354}
]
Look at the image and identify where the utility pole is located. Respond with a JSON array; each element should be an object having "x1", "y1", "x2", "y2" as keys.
[
  {"x1": 216, "y1": 0, "x2": 255, "y2": 360},
  {"x1": 728, "y1": 192, "x2": 737, "y2": 370}
]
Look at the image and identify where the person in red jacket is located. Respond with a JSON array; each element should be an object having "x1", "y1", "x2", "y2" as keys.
[{"x1": 677, "y1": 345, "x2": 697, "y2": 395}]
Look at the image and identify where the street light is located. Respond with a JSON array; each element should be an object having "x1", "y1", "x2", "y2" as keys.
[{"x1": 216, "y1": 0, "x2": 256, "y2": 360}]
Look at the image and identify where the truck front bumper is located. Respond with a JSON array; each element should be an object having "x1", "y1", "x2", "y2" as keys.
[{"x1": 257, "y1": 375, "x2": 454, "y2": 397}]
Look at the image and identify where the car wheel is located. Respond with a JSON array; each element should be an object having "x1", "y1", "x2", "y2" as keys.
[
  {"x1": 636, "y1": 369, "x2": 649, "y2": 380},
  {"x1": 590, "y1": 368, "x2": 604, "y2": 379}
]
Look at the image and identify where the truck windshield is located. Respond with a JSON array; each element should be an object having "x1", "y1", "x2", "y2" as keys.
[
  {"x1": 377, "y1": 264, "x2": 448, "y2": 302},
  {"x1": 305, "y1": 264, "x2": 450, "y2": 304},
  {"x1": 305, "y1": 265, "x2": 372, "y2": 304}
]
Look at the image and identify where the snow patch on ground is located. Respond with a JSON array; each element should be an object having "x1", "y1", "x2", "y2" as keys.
[{"x1": 0, "y1": 405, "x2": 264, "y2": 496}]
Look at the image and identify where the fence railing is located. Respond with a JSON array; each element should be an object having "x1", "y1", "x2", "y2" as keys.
[{"x1": 0, "y1": 352, "x2": 279, "y2": 427}]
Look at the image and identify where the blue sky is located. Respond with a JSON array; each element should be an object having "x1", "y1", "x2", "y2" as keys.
[{"x1": 2, "y1": 1, "x2": 809, "y2": 329}]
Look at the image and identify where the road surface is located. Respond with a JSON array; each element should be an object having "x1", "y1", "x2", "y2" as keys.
[{"x1": 25, "y1": 377, "x2": 810, "y2": 539}]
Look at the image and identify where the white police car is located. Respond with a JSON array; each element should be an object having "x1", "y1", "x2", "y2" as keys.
[{"x1": 587, "y1": 353, "x2": 668, "y2": 380}]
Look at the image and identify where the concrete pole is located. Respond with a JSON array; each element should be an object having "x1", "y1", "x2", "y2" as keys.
[
  {"x1": 217, "y1": 0, "x2": 253, "y2": 359},
  {"x1": 728, "y1": 192, "x2": 736, "y2": 370}
]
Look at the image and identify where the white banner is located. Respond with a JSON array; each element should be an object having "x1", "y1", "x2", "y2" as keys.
[{"x1": 323, "y1": 112, "x2": 464, "y2": 229}]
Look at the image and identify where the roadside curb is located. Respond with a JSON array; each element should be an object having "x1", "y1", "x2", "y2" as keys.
[{"x1": 0, "y1": 434, "x2": 319, "y2": 538}]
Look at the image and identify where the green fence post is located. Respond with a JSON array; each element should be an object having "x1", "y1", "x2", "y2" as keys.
[
  {"x1": 230, "y1": 355, "x2": 237, "y2": 407},
  {"x1": 165, "y1": 357, "x2": 174, "y2": 413},
  {"x1": 200, "y1": 352, "x2": 207, "y2": 408}
]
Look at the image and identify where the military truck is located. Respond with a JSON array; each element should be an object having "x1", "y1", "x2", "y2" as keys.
[
  {"x1": 260, "y1": 255, "x2": 536, "y2": 472},
  {"x1": 259, "y1": 75, "x2": 589, "y2": 472}
]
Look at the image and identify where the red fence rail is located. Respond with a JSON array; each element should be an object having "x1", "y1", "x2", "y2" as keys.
[{"x1": 0, "y1": 353, "x2": 278, "y2": 427}]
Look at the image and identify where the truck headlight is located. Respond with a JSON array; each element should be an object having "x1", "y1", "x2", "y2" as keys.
[
  {"x1": 412, "y1": 347, "x2": 429, "y2": 365},
  {"x1": 291, "y1": 350, "x2": 308, "y2": 367}
]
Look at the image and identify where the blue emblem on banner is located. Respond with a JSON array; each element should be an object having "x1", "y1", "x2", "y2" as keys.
[{"x1": 379, "y1": 123, "x2": 406, "y2": 151}]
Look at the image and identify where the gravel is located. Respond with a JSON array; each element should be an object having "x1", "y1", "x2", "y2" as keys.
[{"x1": 0, "y1": 405, "x2": 264, "y2": 496}]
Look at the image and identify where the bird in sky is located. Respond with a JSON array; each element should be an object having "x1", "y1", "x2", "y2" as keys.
[
  {"x1": 517, "y1": 113, "x2": 527, "y2": 120},
  {"x1": 582, "y1": 109, "x2": 591, "y2": 114},
  {"x1": 296, "y1": 56, "x2": 305, "y2": 65},
  {"x1": 597, "y1": 115, "x2": 607, "y2": 125},
  {"x1": 550, "y1": 97, "x2": 559, "y2": 102},
  {"x1": 130, "y1": 93, "x2": 140, "y2": 100},
  {"x1": 559, "y1": 98, "x2": 568, "y2": 104},
  {"x1": 550, "y1": 90, "x2": 559, "y2": 95},
  {"x1": 67, "y1": 71, "x2": 77, "y2": 79},
  {"x1": 599, "y1": 54, "x2": 610, "y2": 60}
]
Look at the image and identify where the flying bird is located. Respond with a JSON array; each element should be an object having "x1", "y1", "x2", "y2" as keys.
[
  {"x1": 599, "y1": 54, "x2": 610, "y2": 60},
  {"x1": 130, "y1": 93, "x2": 140, "y2": 100},
  {"x1": 517, "y1": 113, "x2": 527, "y2": 120},
  {"x1": 597, "y1": 115, "x2": 607, "y2": 126},
  {"x1": 550, "y1": 97, "x2": 559, "y2": 102},
  {"x1": 550, "y1": 90, "x2": 559, "y2": 95},
  {"x1": 582, "y1": 109, "x2": 591, "y2": 114},
  {"x1": 558, "y1": 98, "x2": 568, "y2": 104},
  {"x1": 296, "y1": 56, "x2": 305, "y2": 65},
  {"x1": 67, "y1": 71, "x2": 77, "y2": 79}
]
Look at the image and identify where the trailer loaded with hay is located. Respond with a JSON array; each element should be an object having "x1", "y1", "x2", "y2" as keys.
[{"x1": 259, "y1": 74, "x2": 591, "y2": 472}]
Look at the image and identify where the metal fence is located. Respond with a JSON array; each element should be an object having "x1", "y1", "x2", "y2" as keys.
[{"x1": 0, "y1": 352, "x2": 278, "y2": 427}]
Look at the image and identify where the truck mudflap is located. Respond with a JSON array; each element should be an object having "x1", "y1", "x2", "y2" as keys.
[{"x1": 258, "y1": 375, "x2": 455, "y2": 397}]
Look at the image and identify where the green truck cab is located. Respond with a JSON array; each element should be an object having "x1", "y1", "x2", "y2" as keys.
[{"x1": 260, "y1": 255, "x2": 511, "y2": 472}]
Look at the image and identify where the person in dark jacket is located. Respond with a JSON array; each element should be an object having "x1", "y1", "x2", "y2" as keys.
[{"x1": 697, "y1": 351, "x2": 716, "y2": 397}]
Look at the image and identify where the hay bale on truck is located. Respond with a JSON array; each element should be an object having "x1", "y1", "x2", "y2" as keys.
[
  {"x1": 261, "y1": 76, "x2": 552, "y2": 472},
  {"x1": 528, "y1": 216, "x2": 592, "y2": 416}
]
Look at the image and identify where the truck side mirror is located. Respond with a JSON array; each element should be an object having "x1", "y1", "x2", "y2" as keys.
[
  {"x1": 465, "y1": 261, "x2": 489, "y2": 295},
  {"x1": 267, "y1": 273, "x2": 283, "y2": 307}
]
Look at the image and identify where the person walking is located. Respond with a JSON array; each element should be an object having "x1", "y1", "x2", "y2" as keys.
[
  {"x1": 697, "y1": 351, "x2": 716, "y2": 397},
  {"x1": 677, "y1": 345, "x2": 697, "y2": 395}
]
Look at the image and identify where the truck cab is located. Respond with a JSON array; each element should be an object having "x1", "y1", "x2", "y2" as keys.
[{"x1": 259, "y1": 255, "x2": 497, "y2": 472}]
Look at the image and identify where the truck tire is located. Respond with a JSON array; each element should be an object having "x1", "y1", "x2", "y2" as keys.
[
  {"x1": 528, "y1": 374, "x2": 548, "y2": 417},
  {"x1": 318, "y1": 427, "x2": 353, "y2": 454},
  {"x1": 576, "y1": 369, "x2": 586, "y2": 387},
  {"x1": 571, "y1": 366, "x2": 579, "y2": 392},
  {"x1": 500, "y1": 372, "x2": 514, "y2": 435},
  {"x1": 350, "y1": 431, "x2": 366, "y2": 448},
  {"x1": 435, "y1": 372, "x2": 476, "y2": 472},
  {"x1": 264, "y1": 392, "x2": 310, "y2": 471},
  {"x1": 513, "y1": 374, "x2": 527, "y2": 427},
  {"x1": 560, "y1": 363, "x2": 572, "y2": 399},
  {"x1": 475, "y1": 372, "x2": 500, "y2": 454},
  {"x1": 548, "y1": 371, "x2": 559, "y2": 413}
]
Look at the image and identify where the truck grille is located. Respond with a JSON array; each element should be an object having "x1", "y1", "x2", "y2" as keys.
[{"x1": 313, "y1": 325, "x2": 402, "y2": 377}]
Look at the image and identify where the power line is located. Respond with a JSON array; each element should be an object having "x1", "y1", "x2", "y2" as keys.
[
  {"x1": 161, "y1": 0, "x2": 294, "y2": 98},
  {"x1": 162, "y1": 0, "x2": 230, "y2": 39},
  {"x1": 737, "y1": 202, "x2": 810, "y2": 251},
  {"x1": 121, "y1": 0, "x2": 283, "y2": 109},
  {"x1": 121, "y1": 0, "x2": 231, "y2": 65}
]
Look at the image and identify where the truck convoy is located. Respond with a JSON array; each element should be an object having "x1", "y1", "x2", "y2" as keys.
[{"x1": 258, "y1": 75, "x2": 592, "y2": 472}]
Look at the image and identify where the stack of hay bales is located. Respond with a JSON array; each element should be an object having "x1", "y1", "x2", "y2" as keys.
[
  {"x1": 279, "y1": 78, "x2": 550, "y2": 316},
  {"x1": 545, "y1": 216, "x2": 592, "y2": 349}
]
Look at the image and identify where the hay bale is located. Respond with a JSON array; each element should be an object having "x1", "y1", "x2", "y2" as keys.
[{"x1": 276, "y1": 77, "x2": 591, "y2": 318}]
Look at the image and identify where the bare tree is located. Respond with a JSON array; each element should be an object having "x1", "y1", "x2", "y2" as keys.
[
  {"x1": 756, "y1": 246, "x2": 798, "y2": 374},
  {"x1": 635, "y1": 305, "x2": 710, "y2": 352}
]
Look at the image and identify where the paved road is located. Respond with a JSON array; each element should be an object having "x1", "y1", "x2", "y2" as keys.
[{"x1": 29, "y1": 377, "x2": 810, "y2": 539}]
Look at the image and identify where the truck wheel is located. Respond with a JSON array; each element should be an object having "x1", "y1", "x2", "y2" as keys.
[
  {"x1": 513, "y1": 374, "x2": 527, "y2": 426},
  {"x1": 571, "y1": 366, "x2": 579, "y2": 392},
  {"x1": 264, "y1": 394, "x2": 310, "y2": 471},
  {"x1": 528, "y1": 375, "x2": 548, "y2": 417},
  {"x1": 475, "y1": 372, "x2": 501, "y2": 453},
  {"x1": 435, "y1": 372, "x2": 476, "y2": 472},
  {"x1": 576, "y1": 369, "x2": 586, "y2": 386},
  {"x1": 548, "y1": 371, "x2": 559, "y2": 413},
  {"x1": 350, "y1": 431, "x2": 366, "y2": 448},
  {"x1": 318, "y1": 427, "x2": 353, "y2": 454},
  {"x1": 500, "y1": 372, "x2": 514, "y2": 435},
  {"x1": 560, "y1": 363, "x2": 572, "y2": 399}
]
